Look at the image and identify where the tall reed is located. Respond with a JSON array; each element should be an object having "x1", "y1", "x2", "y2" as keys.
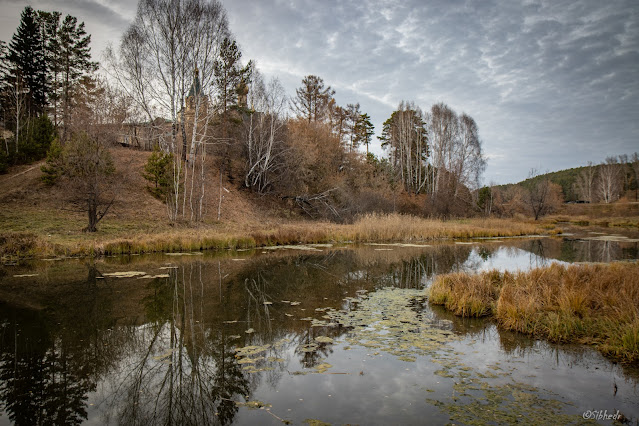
[{"x1": 429, "y1": 263, "x2": 639, "y2": 363}]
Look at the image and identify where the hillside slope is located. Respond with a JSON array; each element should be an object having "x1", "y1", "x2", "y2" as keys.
[{"x1": 0, "y1": 146, "x2": 293, "y2": 238}]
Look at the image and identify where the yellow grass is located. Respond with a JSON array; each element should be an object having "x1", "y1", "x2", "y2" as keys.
[
  {"x1": 429, "y1": 263, "x2": 639, "y2": 363},
  {"x1": 0, "y1": 212, "x2": 556, "y2": 260}
]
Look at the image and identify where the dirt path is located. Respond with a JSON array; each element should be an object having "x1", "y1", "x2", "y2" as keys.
[{"x1": 0, "y1": 162, "x2": 44, "y2": 198}]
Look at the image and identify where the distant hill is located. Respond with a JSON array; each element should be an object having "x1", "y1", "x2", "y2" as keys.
[
  {"x1": 517, "y1": 166, "x2": 588, "y2": 201},
  {"x1": 501, "y1": 162, "x2": 636, "y2": 202}
]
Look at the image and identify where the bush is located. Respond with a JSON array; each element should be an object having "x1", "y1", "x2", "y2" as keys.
[
  {"x1": 40, "y1": 138, "x2": 64, "y2": 185},
  {"x1": 17, "y1": 115, "x2": 56, "y2": 163},
  {"x1": 142, "y1": 146, "x2": 173, "y2": 200}
]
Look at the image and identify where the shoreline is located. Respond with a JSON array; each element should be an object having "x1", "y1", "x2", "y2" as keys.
[{"x1": 1, "y1": 213, "x2": 558, "y2": 261}]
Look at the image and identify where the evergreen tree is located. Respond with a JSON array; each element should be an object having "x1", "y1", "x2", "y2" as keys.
[
  {"x1": 143, "y1": 145, "x2": 174, "y2": 199},
  {"x1": 355, "y1": 113, "x2": 375, "y2": 155},
  {"x1": 17, "y1": 114, "x2": 56, "y2": 162},
  {"x1": 0, "y1": 40, "x2": 8, "y2": 96},
  {"x1": 40, "y1": 137, "x2": 63, "y2": 185},
  {"x1": 214, "y1": 37, "x2": 251, "y2": 115},
  {"x1": 214, "y1": 37, "x2": 251, "y2": 174},
  {"x1": 57, "y1": 14, "x2": 98, "y2": 139},
  {"x1": 8, "y1": 6, "x2": 48, "y2": 114},
  {"x1": 0, "y1": 40, "x2": 9, "y2": 151},
  {"x1": 40, "y1": 11, "x2": 62, "y2": 126}
]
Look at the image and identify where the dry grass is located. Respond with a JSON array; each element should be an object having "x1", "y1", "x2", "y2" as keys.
[
  {"x1": 0, "y1": 209, "x2": 556, "y2": 260},
  {"x1": 347, "y1": 213, "x2": 551, "y2": 241},
  {"x1": 0, "y1": 145, "x2": 561, "y2": 260},
  {"x1": 429, "y1": 263, "x2": 639, "y2": 363},
  {"x1": 429, "y1": 270, "x2": 506, "y2": 317},
  {"x1": 547, "y1": 214, "x2": 639, "y2": 229}
]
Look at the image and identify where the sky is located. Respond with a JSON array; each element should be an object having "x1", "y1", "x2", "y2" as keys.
[{"x1": 1, "y1": 0, "x2": 637, "y2": 184}]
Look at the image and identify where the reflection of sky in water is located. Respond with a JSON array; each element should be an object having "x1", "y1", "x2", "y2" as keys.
[
  {"x1": 465, "y1": 246, "x2": 567, "y2": 273},
  {"x1": 2, "y1": 239, "x2": 638, "y2": 425},
  {"x1": 446, "y1": 325, "x2": 639, "y2": 421}
]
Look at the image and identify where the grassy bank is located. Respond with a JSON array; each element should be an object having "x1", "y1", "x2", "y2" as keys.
[
  {"x1": 429, "y1": 263, "x2": 639, "y2": 363},
  {"x1": 0, "y1": 212, "x2": 554, "y2": 260}
]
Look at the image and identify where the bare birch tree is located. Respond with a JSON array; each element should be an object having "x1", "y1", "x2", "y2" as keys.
[
  {"x1": 428, "y1": 103, "x2": 486, "y2": 214},
  {"x1": 575, "y1": 161, "x2": 597, "y2": 202},
  {"x1": 242, "y1": 68, "x2": 287, "y2": 193},
  {"x1": 379, "y1": 101, "x2": 429, "y2": 194},
  {"x1": 429, "y1": 102, "x2": 458, "y2": 198},
  {"x1": 598, "y1": 156, "x2": 622, "y2": 203},
  {"x1": 106, "y1": 0, "x2": 229, "y2": 221}
]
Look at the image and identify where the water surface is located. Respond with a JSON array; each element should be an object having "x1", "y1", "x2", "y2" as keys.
[{"x1": 1, "y1": 237, "x2": 637, "y2": 425}]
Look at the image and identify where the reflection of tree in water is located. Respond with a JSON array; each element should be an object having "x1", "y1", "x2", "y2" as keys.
[
  {"x1": 293, "y1": 328, "x2": 335, "y2": 369},
  {"x1": 521, "y1": 239, "x2": 550, "y2": 268},
  {"x1": 103, "y1": 263, "x2": 251, "y2": 426},
  {"x1": 383, "y1": 245, "x2": 475, "y2": 289},
  {"x1": 0, "y1": 309, "x2": 95, "y2": 425},
  {"x1": 0, "y1": 265, "x2": 120, "y2": 425},
  {"x1": 593, "y1": 240, "x2": 620, "y2": 263},
  {"x1": 519, "y1": 238, "x2": 633, "y2": 264}
]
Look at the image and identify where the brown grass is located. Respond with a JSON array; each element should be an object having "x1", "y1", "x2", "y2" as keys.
[
  {"x1": 0, "y1": 147, "x2": 557, "y2": 260},
  {"x1": 0, "y1": 209, "x2": 556, "y2": 260},
  {"x1": 429, "y1": 263, "x2": 639, "y2": 363}
]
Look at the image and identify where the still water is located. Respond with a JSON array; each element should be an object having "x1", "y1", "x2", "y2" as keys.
[{"x1": 0, "y1": 237, "x2": 637, "y2": 425}]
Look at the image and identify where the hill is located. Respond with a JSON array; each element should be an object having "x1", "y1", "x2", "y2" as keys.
[
  {"x1": 505, "y1": 162, "x2": 637, "y2": 202},
  {"x1": 0, "y1": 145, "x2": 564, "y2": 260},
  {"x1": 517, "y1": 166, "x2": 588, "y2": 201}
]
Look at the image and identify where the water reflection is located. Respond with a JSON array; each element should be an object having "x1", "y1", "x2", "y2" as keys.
[{"x1": 0, "y1": 237, "x2": 637, "y2": 425}]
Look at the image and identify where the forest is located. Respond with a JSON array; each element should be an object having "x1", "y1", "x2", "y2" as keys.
[{"x1": 1, "y1": 1, "x2": 638, "y2": 236}]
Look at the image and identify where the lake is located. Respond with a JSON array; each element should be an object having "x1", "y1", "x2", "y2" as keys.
[{"x1": 1, "y1": 235, "x2": 638, "y2": 425}]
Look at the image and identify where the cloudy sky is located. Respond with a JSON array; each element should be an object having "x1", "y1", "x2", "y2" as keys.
[{"x1": 1, "y1": 0, "x2": 637, "y2": 184}]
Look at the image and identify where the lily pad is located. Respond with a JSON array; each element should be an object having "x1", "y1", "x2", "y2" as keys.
[{"x1": 102, "y1": 271, "x2": 147, "y2": 278}]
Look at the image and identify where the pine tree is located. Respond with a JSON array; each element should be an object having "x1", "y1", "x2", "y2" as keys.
[
  {"x1": 57, "y1": 14, "x2": 98, "y2": 140},
  {"x1": 213, "y1": 37, "x2": 251, "y2": 173},
  {"x1": 355, "y1": 113, "x2": 375, "y2": 155},
  {"x1": 214, "y1": 37, "x2": 251, "y2": 115},
  {"x1": 143, "y1": 145, "x2": 174, "y2": 199},
  {"x1": 8, "y1": 6, "x2": 48, "y2": 114},
  {"x1": 40, "y1": 11, "x2": 62, "y2": 126}
]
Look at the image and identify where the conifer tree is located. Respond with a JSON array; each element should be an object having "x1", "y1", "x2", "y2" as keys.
[
  {"x1": 214, "y1": 37, "x2": 251, "y2": 115},
  {"x1": 57, "y1": 14, "x2": 98, "y2": 139},
  {"x1": 355, "y1": 113, "x2": 375, "y2": 155},
  {"x1": 8, "y1": 6, "x2": 48, "y2": 114},
  {"x1": 293, "y1": 75, "x2": 335, "y2": 123}
]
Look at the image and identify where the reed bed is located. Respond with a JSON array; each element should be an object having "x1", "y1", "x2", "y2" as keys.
[
  {"x1": 429, "y1": 262, "x2": 639, "y2": 363},
  {"x1": 347, "y1": 213, "x2": 550, "y2": 241},
  {"x1": 1, "y1": 213, "x2": 554, "y2": 260}
]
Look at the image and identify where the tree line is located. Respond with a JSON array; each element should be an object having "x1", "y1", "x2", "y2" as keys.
[
  {"x1": 9, "y1": 0, "x2": 633, "y2": 231},
  {"x1": 97, "y1": 0, "x2": 489, "y2": 224},
  {"x1": 477, "y1": 153, "x2": 639, "y2": 220}
]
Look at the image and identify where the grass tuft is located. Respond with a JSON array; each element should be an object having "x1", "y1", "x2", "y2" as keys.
[{"x1": 429, "y1": 262, "x2": 639, "y2": 363}]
